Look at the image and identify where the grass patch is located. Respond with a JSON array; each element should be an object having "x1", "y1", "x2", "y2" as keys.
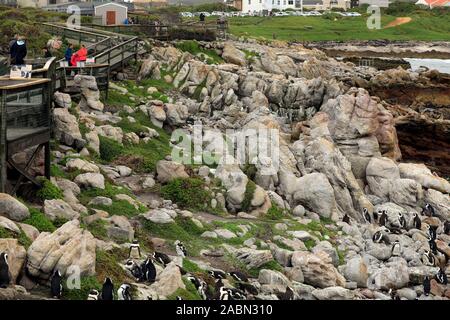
[
  {"x1": 86, "y1": 219, "x2": 108, "y2": 240},
  {"x1": 265, "y1": 202, "x2": 286, "y2": 220},
  {"x1": 0, "y1": 227, "x2": 32, "y2": 249},
  {"x1": 63, "y1": 276, "x2": 101, "y2": 300},
  {"x1": 91, "y1": 200, "x2": 144, "y2": 218},
  {"x1": 175, "y1": 40, "x2": 223, "y2": 64},
  {"x1": 22, "y1": 208, "x2": 56, "y2": 233},
  {"x1": 99, "y1": 136, "x2": 124, "y2": 162},
  {"x1": 78, "y1": 183, "x2": 132, "y2": 204},
  {"x1": 248, "y1": 260, "x2": 283, "y2": 278},
  {"x1": 167, "y1": 278, "x2": 201, "y2": 300},
  {"x1": 36, "y1": 178, "x2": 64, "y2": 201},
  {"x1": 182, "y1": 259, "x2": 203, "y2": 273},
  {"x1": 241, "y1": 180, "x2": 256, "y2": 212},
  {"x1": 160, "y1": 177, "x2": 215, "y2": 212}
]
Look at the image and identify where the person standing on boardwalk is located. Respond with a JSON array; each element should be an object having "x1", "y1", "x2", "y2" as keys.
[
  {"x1": 65, "y1": 43, "x2": 74, "y2": 63},
  {"x1": 10, "y1": 36, "x2": 27, "y2": 65}
]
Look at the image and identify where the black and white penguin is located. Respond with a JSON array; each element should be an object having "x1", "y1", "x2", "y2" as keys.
[
  {"x1": 372, "y1": 231, "x2": 383, "y2": 243},
  {"x1": 176, "y1": 296, "x2": 183, "y2": 300},
  {"x1": 435, "y1": 269, "x2": 448, "y2": 285},
  {"x1": 208, "y1": 270, "x2": 226, "y2": 280},
  {"x1": 237, "y1": 282, "x2": 258, "y2": 296},
  {"x1": 218, "y1": 286, "x2": 229, "y2": 300},
  {"x1": 50, "y1": 269, "x2": 63, "y2": 299},
  {"x1": 152, "y1": 251, "x2": 171, "y2": 267},
  {"x1": 363, "y1": 208, "x2": 371, "y2": 224},
  {"x1": 444, "y1": 221, "x2": 450, "y2": 235},
  {"x1": 128, "y1": 240, "x2": 141, "y2": 259},
  {"x1": 228, "y1": 271, "x2": 249, "y2": 283},
  {"x1": 412, "y1": 213, "x2": 421, "y2": 230},
  {"x1": 421, "y1": 250, "x2": 436, "y2": 266},
  {"x1": 125, "y1": 259, "x2": 144, "y2": 281},
  {"x1": 117, "y1": 284, "x2": 132, "y2": 300},
  {"x1": 422, "y1": 203, "x2": 435, "y2": 217},
  {"x1": 227, "y1": 288, "x2": 246, "y2": 300},
  {"x1": 142, "y1": 257, "x2": 156, "y2": 283},
  {"x1": 428, "y1": 237, "x2": 438, "y2": 255},
  {"x1": 0, "y1": 252, "x2": 10, "y2": 288},
  {"x1": 427, "y1": 225, "x2": 437, "y2": 241},
  {"x1": 277, "y1": 286, "x2": 294, "y2": 300},
  {"x1": 423, "y1": 276, "x2": 431, "y2": 296},
  {"x1": 373, "y1": 210, "x2": 380, "y2": 222},
  {"x1": 379, "y1": 210, "x2": 388, "y2": 226},
  {"x1": 398, "y1": 213, "x2": 407, "y2": 230},
  {"x1": 198, "y1": 282, "x2": 209, "y2": 300},
  {"x1": 391, "y1": 240, "x2": 401, "y2": 256},
  {"x1": 187, "y1": 275, "x2": 202, "y2": 290},
  {"x1": 87, "y1": 289, "x2": 99, "y2": 300},
  {"x1": 174, "y1": 240, "x2": 187, "y2": 258},
  {"x1": 101, "y1": 277, "x2": 114, "y2": 300},
  {"x1": 342, "y1": 214, "x2": 350, "y2": 225}
]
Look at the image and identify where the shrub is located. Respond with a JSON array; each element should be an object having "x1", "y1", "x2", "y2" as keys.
[
  {"x1": 23, "y1": 208, "x2": 56, "y2": 232},
  {"x1": 36, "y1": 178, "x2": 64, "y2": 201},
  {"x1": 241, "y1": 180, "x2": 256, "y2": 212},
  {"x1": 160, "y1": 177, "x2": 213, "y2": 212},
  {"x1": 63, "y1": 276, "x2": 102, "y2": 300},
  {"x1": 99, "y1": 136, "x2": 124, "y2": 162},
  {"x1": 265, "y1": 202, "x2": 285, "y2": 220}
]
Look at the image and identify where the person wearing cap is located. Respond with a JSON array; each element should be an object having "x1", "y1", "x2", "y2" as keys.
[{"x1": 10, "y1": 36, "x2": 27, "y2": 65}]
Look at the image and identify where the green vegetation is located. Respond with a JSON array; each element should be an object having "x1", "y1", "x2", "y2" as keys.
[
  {"x1": 182, "y1": 258, "x2": 203, "y2": 273},
  {"x1": 99, "y1": 136, "x2": 124, "y2": 162},
  {"x1": 63, "y1": 276, "x2": 101, "y2": 300},
  {"x1": 23, "y1": 208, "x2": 56, "y2": 233},
  {"x1": 175, "y1": 40, "x2": 223, "y2": 64},
  {"x1": 90, "y1": 199, "x2": 145, "y2": 218},
  {"x1": 36, "y1": 178, "x2": 64, "y2": 201},
  {"x1": 265, "y1": 202, "x2": 286, "y2": 220},
  {"x1": 241, "y1": 180, "x2": 256, "y2": 212},
  {"x1": 78, "y1": 183, "x2": 133, "y2": 205},
  {"x1": 160, "y1": 177, "x2": 217, "y2": 212},
  {"x1": 0, "y1": 226, "x2": 32, "y2": 249},
  {"x1": 248, "y1": 260, "x2": 283, "y2": 278},
  {"x1": 167, "y1": 278, "x2": 202, "y2": 300},
  {"x1": 85, "y1": 219, "x2": 108, "y2": 240},
  {"x1": 226, "y1": 13, "x2": 450, "y2": 42}
]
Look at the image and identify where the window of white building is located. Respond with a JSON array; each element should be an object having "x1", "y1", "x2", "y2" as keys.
[{"x1": 288, "y1": 0, "x2": 293, "y2": 3}]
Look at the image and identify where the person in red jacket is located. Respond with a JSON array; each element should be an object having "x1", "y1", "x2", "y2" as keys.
[{"x1": 70, "y1": 45, "x2": 87, "y2": 66}]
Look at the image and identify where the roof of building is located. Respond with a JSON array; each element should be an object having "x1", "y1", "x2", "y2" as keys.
[{"x1": 416, "y1": 0, "x2": 450, "y2": 5}]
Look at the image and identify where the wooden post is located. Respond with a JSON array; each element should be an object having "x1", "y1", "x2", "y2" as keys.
[{"x1": 0, "y1": 89, "x2": 7, "y2": 193}]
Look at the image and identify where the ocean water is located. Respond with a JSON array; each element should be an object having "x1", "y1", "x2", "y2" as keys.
[{"x1": 404, "y1": 58, "x2": 450, "y2": 74}]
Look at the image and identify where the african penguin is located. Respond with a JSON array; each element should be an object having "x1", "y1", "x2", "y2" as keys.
[
  {"x1": 50, "y1": 269, "x2": 63, "y2": 299},
  {"x1": 219, "y1": 286, "x2": 229, "y2": 300},
  {"x1": 208, "y1": 270, "x2": 226, "y2": 280},
  {"x1": 199, "y1": 282, "x2": 209, "y2": 300},
  {"x1": 142, "y1": 257, "x2": 156, "y2": 283},
  {"x1": 237, "y1": 282, "x2": 258, "y2": 296},
  {"x1": 117, "y1": 284, "x2": 132, "y2": 300},
  {"x1": 391, "y1": 240, "x2": 401, "y2": 256},
  {"x1": 128, "y1": 240, "x2": 141, "y2": 259},
  {"x1": 398, "y1": 213, "x2": 407, "y2": 230},
  {"x1": 101, "y1": 277, "x2": 114, "y2": 300},
  {"x1": 176, "y1": 296, "x2": 183, "y2": 300},
  {"x1": 428, "y1": 237, "x2": 438, "y2": 255},
  {"x1": 422, "y1": 203, "x2": 435, "y2": 217},
  {"x1": 228, "y1": 271, "x2": 249, "y2": 283},
  {"x1": 423, "y1": 276, "x2": 431, "y2": 296},
  {"x1": 373, "y1": 210, "x2": 380, "y2": 222},
  {"x1": 174, "y1": 240, "x2": 187, "y2": 258},
  {"x1": 372, "y1": 231, "x2": 383, "y2": 243},
  {"x1": 153, "y1": 252, "x2": 171, "y2": 267},
  {"x1": 278, "y1": 286, "x2": 294, "y2": 300},
  {"x1": 342, "y1": 214, "x2": 350, "y2": 225},
  {"x1": 363, "y1": 208, "x2": 371, "y2": 224},
  {"x1": 87, "y1": 289, "x2": 99, "y2": 300},
  {"x1": 444, "y1": 221, "x2": 450, "y2": 235},
  {"x1": 435, "y1": 269, "x2": 448, "y2": 285},
  {"x1": 227, "y1": 288, "x2": 246, "y2": 300},
  {"x1": 373, "y1": 228, "x2": 390, "y2": 245},
  {"x1": 379, "y1": 210, "x2": 388, "y2": 226},
  {"x1": 0, "y1": 252, "x2": 10, "y2": 288},
  {"x1": 412, "y1": 213, "x2": 421, "y2": 230},
  {"x1": 427, "y1": 225, "x2": 437, "y2": 241},
  {"x1": 126, "y1": 260, "x2": 144, "y2": 281},
  {"x1": 421, "y1": 250, "x2": 436, "y2": 266},
  {"x1": 187, "y1": 275, "x2": 202, "y2": 290}
]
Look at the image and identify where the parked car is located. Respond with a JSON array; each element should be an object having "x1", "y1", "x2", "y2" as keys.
[
  {"x1": 180, "y1": 12, "x2": 194, "y2": 18},
  {"x1": 309, "y1": 11, "x2": 322, "y2": 16},
  {"x1": 211, "y1": 11, "x2": 223, "y2": 16},
  {"x1": 273, "y1": 11, "x2": 289, "y2": 16},
  {"x1": 346, "y1": 12, "x2": 361, "y2": 17}
]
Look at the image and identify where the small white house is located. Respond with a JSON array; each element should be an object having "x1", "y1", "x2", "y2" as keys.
[{"x1": 94, "y1": 2, "x2": 128, "y2": 26}]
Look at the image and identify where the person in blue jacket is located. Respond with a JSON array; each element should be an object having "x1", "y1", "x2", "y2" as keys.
[{"x1": 65, "y1": 43, "x2": 74, "y2": 63}]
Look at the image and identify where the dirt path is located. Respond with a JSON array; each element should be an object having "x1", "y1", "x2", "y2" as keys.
[{"x1": 384, "y1": 17, "x2": 412, "y2": 29}]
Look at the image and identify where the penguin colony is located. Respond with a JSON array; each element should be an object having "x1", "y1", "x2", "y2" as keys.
[{"x1": 342, "y1": 203, "x2": 450, "y2": 298}]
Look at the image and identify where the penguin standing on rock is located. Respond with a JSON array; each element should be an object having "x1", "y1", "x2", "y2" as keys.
[
  {"x1": 423, "y1": 276, "x2": 431, "y2": 296},
  {"x1": 421, "y1": 250, "x2": 436, "y2": 266},
  {"x1": 175, "y1": 240, "x2": 187, "y2": 258},
  {"x1": 153, "y1": 252, "x2": 171, "y2": 267},
  {"x1": 435, "y1": 269, "x2": 448, "y2": 285},
  {"x1": 142, "y1": 257, "x2": 156, "y2": 283},
  {"x1": 373, "y1": 210, "x2": 380, "y2": 223},
  {"x1": 373, "y1": 228, "x2": 390, "y2": 245},
  {"x1": 0, "y1": 252, "x2": 10, "y2": 288},
  {"x1": 398, "y1": 213, "x2": 407, "y2": 230},
  {"x1": 277, "y1": 286, "x2": 294, "y2": 300},
  {"x1": 208, "y1": 270, "x2": 226, "y2": 280},
  {"x1": 117, "y1": 284, "x2": 132, "y2": 300},
  {"x1": 444, "y1": 221, "x2": 450, "y2": 235},
  {"x1": 101, "y1": 277, "x2": 114, "y2": 300},
  {"x1": 238, "y1": 282, "x2": 258, "y2": 296},
  {"x1": 342, "y1": 214, "x2": 350, "y2": 225},
  {"x1": 422, "y1": 203, "x2": 435, "y2": 217},
  {"x1": 363, "y1": 208, "x2": 371, "y2": 224},
  {"x1": 427, "y1": 225, "x2": 437, "y2": 240},
  {"x1": 391, "y1": 240, "x2": 401, "y2": 256},
  {"x1": 228, "y1": 271, "x2": 249, "y2": 283},
  {"x1": 50, "y1": 270, "x2": 63, "y2": 299},
  {"x1": 128, "y1": 240, "x2": 141, "y2": 259},
  {"x1": 379, "y1": 210, "x2": 388, "y2": 226},
  {"x1": 412, "y1": 213, "x2": 421, "y2": 230},
  {"x1": 428, "y1": 237, "x2": 438, "y2": 255},
  {"x1": 219, "y1": 287, "x2": 229, "y2": 300}
]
